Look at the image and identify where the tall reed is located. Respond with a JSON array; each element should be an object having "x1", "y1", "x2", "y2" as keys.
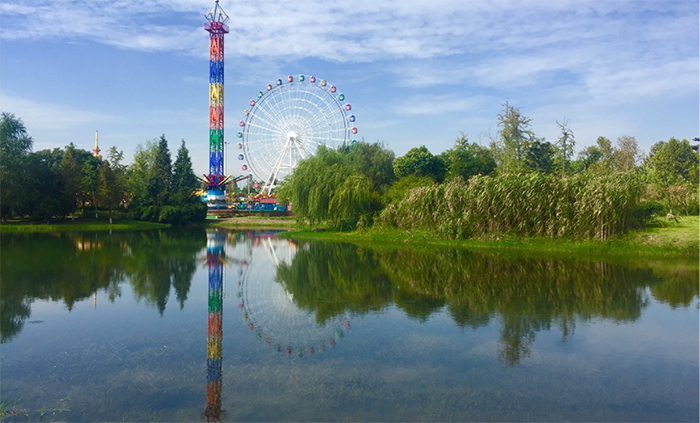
[{"x1": 377, "y1": 171, "x2": 642, "y2": 240}]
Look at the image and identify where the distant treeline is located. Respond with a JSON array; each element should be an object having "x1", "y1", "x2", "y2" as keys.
[
  {"x1": 0, "y1": 112, "x2": 205, "y2": 223},
  {"x1": 280, "y1": 103, "x2": 698, "y2": 239}
]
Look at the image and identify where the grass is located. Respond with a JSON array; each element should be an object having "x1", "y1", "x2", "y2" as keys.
[
  {"x1": 208, "y1": 216, "x2": 296, "y2": 229},
  {"x1": 0, "y1": 218, "x2": 169, "y2": 233},
  {"x1": 278, "y1": 216, "x2": 699, "y2": 258}
]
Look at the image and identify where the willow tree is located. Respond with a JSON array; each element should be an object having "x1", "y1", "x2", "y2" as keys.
[{"x1": 279, "y1": 142, "x2": 391, "y2": 230}]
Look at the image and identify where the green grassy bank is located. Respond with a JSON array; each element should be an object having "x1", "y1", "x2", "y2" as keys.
[
  {"x1": 278, "y1": 216, "x2": 699, "y2": 258},
  {"x1": 208, "y1": 216, "x2": 296, "y2": 229},
  {"x1": 0, "y1": 218, "x2": 169, "y2": 233}
]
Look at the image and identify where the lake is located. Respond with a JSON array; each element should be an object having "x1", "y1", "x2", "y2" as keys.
[{"x1": 1, "y1": 228, "x2": 698, "y2": 422}]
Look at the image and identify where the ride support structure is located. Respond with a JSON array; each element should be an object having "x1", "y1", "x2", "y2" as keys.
[{"x1": 204, "y1": 0, "x2": 230, "y2": 209}]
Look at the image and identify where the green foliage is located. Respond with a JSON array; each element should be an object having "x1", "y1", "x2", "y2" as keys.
[
  {"x1": 635, "y1": 201, "x2": 664, "y2": 222},
  {"x1": 126, "y1": 137, "x2": 204, "y2": 225},
  {"x1": 27, "y1": 148, "x2": 69, "y2": 220},
  {"x1": 0, "y1": 112, "x2": 33, "y2": 219},
  {"x1": 279, "y1": 142, "x2": 394, "y2": 230},
  {"x1": 393, "y1": 145, "x2": 446, "y2": 182},
  {"x1": 172, "y1": 139, "x2": 199, "y2": 200},
  {"x1": 385, "y1": 174, "x2": 435, "y2": 204},
  {"x1": 645, "y1": 137, "x2": 699, "y2": 215},
  {"x1": 378, "y1": 171, "x2": 644, "y2": 240},
  {"x1": 582, "y1": 136, "x2": 615, "y2": 174},
  {"x1": 60, "y1": 144, "x2": 82, "y2": 216},
  {"x1": 442, "y1": 134, "x2": 496, "y2": 181},
  {"x1": 148, "y1": 134, "x2": 173, "y2": 206},
  {"x1": 614, "y1": 135, "x2": 644, "y2": 172},
  {"x1": 275, "y1": 242, "x2": 394, "y2": 323},
  {"x1": 554, "y1": 119, "x2": 575, "y2": 175},
  {"x1": 492, "y1": 102, "x2": 535, "y2": 173},
  {"x1": 524, "y1": 139, "x2": 555, "y2": 173}
]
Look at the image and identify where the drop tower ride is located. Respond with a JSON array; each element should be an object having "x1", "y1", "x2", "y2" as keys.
[{"x1": 204, "y1": 0, "x2": 230, "y2": 209}]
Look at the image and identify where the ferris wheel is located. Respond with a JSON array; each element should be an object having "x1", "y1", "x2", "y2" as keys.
[{"x1": 236, "y1": 75, "x2": 358, "y2": 195}]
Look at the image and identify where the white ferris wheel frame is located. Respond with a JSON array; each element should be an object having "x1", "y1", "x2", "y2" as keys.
[{"x1": 238, "y1": 77, "x2": 356, "y2": 195}]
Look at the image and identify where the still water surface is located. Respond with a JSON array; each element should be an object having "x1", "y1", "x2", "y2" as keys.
[{"x1": 1, "y1": 228, "x2": 698, "y2": 422}]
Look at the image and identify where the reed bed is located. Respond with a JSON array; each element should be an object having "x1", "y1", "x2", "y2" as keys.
[{"x1": 378, "y1": 171, "x2": 643, "y2": 240}]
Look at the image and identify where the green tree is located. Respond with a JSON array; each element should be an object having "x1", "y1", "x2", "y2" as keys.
[
  {"x1": 127, "y1": 139, "x2": 157, "y2": 208},
  {"x1": 393, "y1": 145, "x2": 446, "y2": 182},
  {"x1": 107, "y1": 146, "x2": 127, "y2": 209},
  {"x1": 147, "y1": 134, "x2": 173, "y2": 207},
  {"x1": 443, "y1": 134, "x2": 497, "y2": 181},
  {"x1": 27, "y1": 148, "x2": 66, "y2": 220},
  {"x1": 524, "y1": 139, "x2": 555, "y2": 173},
  {"x1": 98, "y1": 161, "x2": 121, "y2": 217},
  {"x1": 172, "y1": 139, "x2": 199, "y2": 202},
  {"x1": 0, "y1": 112, "x2": 33, "y2": 219},
  {"x1": 339, "y1": 141, "x2": 396, "y2": 194},
  {"x1": 646, "y1": 137, "x2": 699, "y2": 214},
  {"x1": 80, "y1": 155, "x2": 102, "y2": 216},
  {"x1": 578, "y1": 136, "x2": 614, "y2": 173},
  {"x1": 492, "y1": 102, "x2": 535, "y2": 173},
  {"x1": 60, "y1": 143, "x2": 83, "y2": 217},
  {"x1": 279, "y1": 142, "x2": 391, "y2": 229}
]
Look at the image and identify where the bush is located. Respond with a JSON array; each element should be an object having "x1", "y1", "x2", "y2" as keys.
[
  {"x1": 635, "y1": 201, "x2": 664, "y2": 222},
  {"x1": 377, "y1": 171, "x2": 643, "y2": 240}
]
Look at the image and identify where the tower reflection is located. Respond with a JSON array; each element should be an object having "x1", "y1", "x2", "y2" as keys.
[{"x1": 202, "y1": 229, "x2": 226, "y2": 422}]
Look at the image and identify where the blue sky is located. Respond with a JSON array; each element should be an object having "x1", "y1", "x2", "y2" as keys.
[{"x1": 1, "y1": 0, "x2": 698, "y2": 177}]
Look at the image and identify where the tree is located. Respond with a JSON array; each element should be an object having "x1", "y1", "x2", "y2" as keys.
[
  {"x1": 393, "y1": 145, "x2": 446, "y2": 182},
  {"x1": 524, "y1": 139, "x2": 555, "y2": 173},
  {"x1": 279, "y1": 142, "x2": 390, "y2": 229},
  {"x1": 646, "y1": 137, "x2": 699, "y2": 214},
  {"x1": 80, "y1": 155, "x2": 102, "y2": 216},
  {"x1": 127, "y1": 140, "x2": 157, "y2": 208},
  {"x1": 172, "y1": 139, "x2": 199, "y2": 202},
  {"x1": 60, "y1": 144, "x2": 82, "y2": 217},
  {"x1": 614, "y1": 135, "x2": 643, "y2": 172},
  {"x1": 554, "y1": 119, "x2": 575, "y2": 176},
  {"x1": 98, "y1": 161, "x2": 121, "y2": 217},
  {"x1": 492, "y1": 102, "x2": 535, "y2": 173},
  {"x1": 0, "y1": 112, "x2": 33, "y2": 219},
  {"x1": 126, "y1": 137, "x2": 205, "y2": 224},
  {"x1": 107, "y1": 146, "x2": 127, "y2": 208},
  {"x1": 443, "y1": 134, "x2": 496, "y2": 181},
  {"x1": 27, "y1": 148, "x2": 66, "y2": 220},
  {"x1": 147, "y1": 134, "x2": 173, "y2": 207},
  {"x1": 339, "y1": 141, "x2": 396, "y2": 194}
]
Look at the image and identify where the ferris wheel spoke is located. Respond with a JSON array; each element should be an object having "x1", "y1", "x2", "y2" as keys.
[{"x1": 240, "y1": 77, "x2": 354, "y2": 184}]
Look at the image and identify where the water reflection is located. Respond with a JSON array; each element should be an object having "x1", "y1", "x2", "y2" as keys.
[
  {"x1": 230, "y1": 232, "x2": 352, "y2": 358},
  {"x1": 274, "y1": 242, "x2": 698, "y2": 365},
  {"x1": 1, "y1": 230, "x2": 698, "y2": 368},
  {"x1": 203, "y1": 230, "x2": 226, "y2": 422},
  {"x1": 0, "y1": 229, "x2": 205, "y2": 343}
]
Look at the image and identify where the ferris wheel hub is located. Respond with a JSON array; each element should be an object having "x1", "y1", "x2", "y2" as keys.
[{"x1": 287, "y1": 131, "x2": 300, "y2": 143}]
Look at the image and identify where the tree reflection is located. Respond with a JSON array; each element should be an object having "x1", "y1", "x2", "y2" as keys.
[
  {"x1": 379, "y1": 248, "x2": 667, "y2": 364},
  {"x1": 1, "y1": 229, "x2": 205, "y2": 342},
  {"x1": 275, "y1": 243, "x2": 394, "y2": 324},
  {"x1": 276, "y1": 242, "x2": 696, "y2": 365}
]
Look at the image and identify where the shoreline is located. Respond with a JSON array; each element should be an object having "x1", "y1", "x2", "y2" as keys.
[{"x1": 276, "y1": 217, "x2": 699, "y2": 259}]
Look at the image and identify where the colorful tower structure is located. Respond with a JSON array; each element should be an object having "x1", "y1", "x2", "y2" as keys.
[
  {"x1": 204, "y1": 0, "x2": 230, "y2": 209},
  {"x1": 202, "y1": 229, "x2": 226, "y2": 422}
]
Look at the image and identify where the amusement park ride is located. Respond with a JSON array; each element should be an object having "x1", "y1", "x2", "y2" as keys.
[{"x1": 198, "y1": 0, "x2": 358, "y2": 212}]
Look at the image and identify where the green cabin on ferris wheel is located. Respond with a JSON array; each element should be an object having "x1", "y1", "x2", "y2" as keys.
[{"x1": 205, "y1": 0, "x2": 229, "y2": 208}]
